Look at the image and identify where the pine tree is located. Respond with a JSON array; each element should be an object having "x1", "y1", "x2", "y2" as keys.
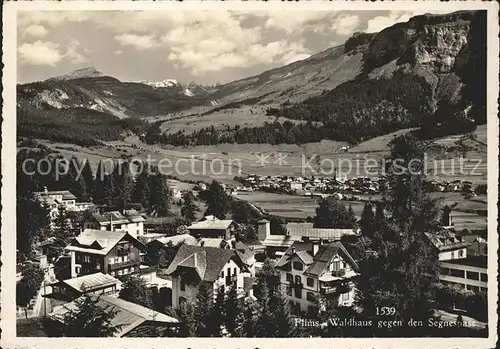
[
  {"x1": 149, "y1": 172, "x2": 171, "y2": 216},
  {"x1": 223, "y1": 284, "x2": 242, "y2": 336},
  {"x1": 133, "y1": 170, "x2": 151, "y2": 210},
  {"x1": 254, "y1": 258, "x2": 280, "y2": 299},
  {"x1": 80, "y1": 160, "x2": 95, "y2": 202},
  {"x1": 114, "y1": 161, "x2": 134, "y2": 211},
  {"x1": 194, "y1": 283, "x2": 214, "y2": 337},
  {"x1": 269, "y1": 291, "x2": 296, "y2": 337},
  {"x1": 210, "y1": 285, "x2": 225, "y2": 336},
  {"x1": 119, "y1": 275, "x2": 153, "y2": 309},
  {"x1": 201, "y1": 181, "x2": 230, "y2": 219},
  {"x1": 234, "y1": 300, "x2": 256, "y2": 337},
  {"x1": 46, "y1": 295, "x2": 122, "y2": 337},
  {"x1": 359, "y1": 202, "x2": 375, "y2": 238},
  {"x1": 94, "y1": 160, "x2": 107, "y2": 205},
  {"x1": 65, "y1": 156, "x2": 88, "y2": 201},
  {"x1": 50, "y1": 205, "x2": 74, "y2": 260},
  {"x1": 313, "y1": 196, "x2": 355, "y2": 229},
  {"x1": 17, "y1": 193, "x2": 51, "y2": 259},
  {"x1": 253, "y1": 282, "x2": 275, "y2": 337},
  {"x1": 102, "y1": 173, "x2": 116, "y2": 210},
  {"x1": 180, "y1": 191, "x2": 199, "y2": 223}
]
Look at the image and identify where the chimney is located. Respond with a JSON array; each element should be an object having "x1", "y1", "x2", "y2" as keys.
[
  {"x1": 109, "y1": 213, "x2": 113, "y2": 231},
  {"x1": 291, "y1": 247, "x2": 296, "y2": 254},
  {"x1": 44, "y1": 186, "x2": 48, "y2": 194}
]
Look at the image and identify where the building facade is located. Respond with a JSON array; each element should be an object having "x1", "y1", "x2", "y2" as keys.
[
  {"x1": 276, "y1": 241, "x2": 359, "y2": 317},
  {"x1": 65, "y1": 229, "x2": 146, "y2": 279},
  {"x1": 187, "y1": 216, "x2": 239, "y2": 240},
  {"x1": 438, "y1": 256, "x2": 488, "y2": 292},
  {"x1": 84, "y1": 211, "x2": 145, "y2": 238}
]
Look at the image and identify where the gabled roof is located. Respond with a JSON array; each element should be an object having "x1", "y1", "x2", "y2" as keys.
[
  {"x1": 233, "y1": 241, "x2": 255, "y2": 265},
  {"x1": 425, "y1": 231, "x2": 470, "y2": 252},
  {"x1": 304, "y1": 242, "x2": 359, "y2": 277},
  {"x1": 49, "y1": 295, "x2": 178, "y2": 337},
  {"x1": 187, "y1": 218, "x2": 235, "y2": 230},
  {"x1": 61, "y1": 272, "x2": 120, "y2": 293},
  {"x1": 151, "y1": 234, "x2": 197, "y2": 247},
  {"x1": 66, "y1": 229, "x2": 144, "y2": 255},
  {"x1": 196, "y1": 238, "x2": 227, "y2": 248},
  {"x1": 35, "y1": 190, "x2": 77, "y2": 200},
  {"x1": 162, "y1": 245, "x2": 243, "y2": 282},
  {"x1": 286, "y1": 223, "x2": 356, "y2": 240},
  {"x1": 276, "y1": 241, "x2": 314, "y2": 268},
  {"x1": 92, "y1": 211, "x2": 145, "y2": 225}
]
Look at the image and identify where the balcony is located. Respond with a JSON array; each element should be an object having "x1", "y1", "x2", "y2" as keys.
[
  {"x1": 290, "y1": 280, "x2": 303, "y2": 289},
  {"x1": 109, "y1": 259, "x2": 140, "y2": 271},
  {"x1": 331, "y1": 269, "x2": 346, "y2": 278}
]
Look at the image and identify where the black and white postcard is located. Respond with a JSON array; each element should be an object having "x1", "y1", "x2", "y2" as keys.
[{"x1": 1, "y1": 1, "x2": 498, "y2": 348}]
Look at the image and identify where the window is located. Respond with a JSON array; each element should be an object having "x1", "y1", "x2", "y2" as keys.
[
  {"x1": 109, "y1": 257, "x2": 115, "y2": 265},
  {"x1": 137, "y1": 223, "x2": 140, "y2": 227},
  {"x1": 83, "y1": 255, "x2": 91, "y2": 263},
  {"x1": 233, "y1": 268, "x2": 237, "y2": 276},
  {"x1": 294, "y1": 275, "x2": 302, "y2": 284},
  {"x1": 293, "y1": 261, "x2": 303, "y2": 271},
  {"x1": 449, "y1": 268, "x2": 465, "y2": 278},
  {"x1": 96, "y1": 263, "x2": 101, "y2": 270},
  {"x1": 458, "y1": 250, "x2": 464, "y2": 257},
  {"x1": 117, "y1": 256, "x2": 123, "y2": 263},
  {"x1": 76, "y1": 254, "x2": 81, "y2": 262},
  {"x1": 221, "y1": 270, "x2": 225, "y2": 278},
  {"x1": 294, "y1": 287, "x2": 302, "y2": 299},
  {"x1": 306, "y1": 292, "x2": 315, "y2": 302},
  {"x1": 286, "y1": 273, "x2": 293, "y2": 282},
  {"x1": 307, "y1": 278, "x2": 314, "y2": 287},
  {"x1": 342, "y1": 292, "x2": 349, "y2": 301},
  {"x1": 451, "y1": 251, "x2": 455, "y2": 259},
  {"x1": 137, "y1": 230, "x2": 140, "y2": 235},
  {"x1": 180, "y1": 279, "x2": 186, "y2": 292},
  {"x1": 481, "y1": 273, "x2": 488, "y2": 282},
  {"x1": 466, "y1": 271, "x2": 479, "y2": 280},
  {"x1": 287, "y1": 286, "x2": 292, "y2": 296},
  {"x1": 118, "y1": 270, "x2": 123, "y2": 276},
  {"x1": 331, "y1": 261, "x2": 340, "y2": 271},
  {"x1": 123, "y1": 255, "x2": 129, "y2": 262}
]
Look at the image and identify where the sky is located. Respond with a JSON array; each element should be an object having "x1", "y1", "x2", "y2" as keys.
[{"x1": 17, "y1": 10, "x2": 444, "y2": 85}]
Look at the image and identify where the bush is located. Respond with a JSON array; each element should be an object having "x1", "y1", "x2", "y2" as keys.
[{"x1": 16, "y1": 263, "x2": 45, "y2": 307}]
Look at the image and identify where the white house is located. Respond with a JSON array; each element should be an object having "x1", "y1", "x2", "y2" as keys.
[
  {"x1": 161, "y1": 245, "x2": 251, "y2": 308},
  {"x1": 438, "y1": 255, "x2": 488, "y2": 292},
  {"x1": 276, "y1": 241, "x2": 359, "y2": 317},
  {"x1": 84, "y1": 211, "x2": 145, "y2": 238},
  {"x1": 425, "y1": 231, "x2": 470, "y2": 261}
]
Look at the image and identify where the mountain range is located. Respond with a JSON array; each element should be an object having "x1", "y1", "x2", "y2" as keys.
[{"x1": 17, "y1": 10, "x2": 486, "y2": 147}]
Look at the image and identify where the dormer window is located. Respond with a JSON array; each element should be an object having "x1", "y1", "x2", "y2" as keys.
[{"x1": 293, "y1": 261, "x2": 303, "y2": 271}]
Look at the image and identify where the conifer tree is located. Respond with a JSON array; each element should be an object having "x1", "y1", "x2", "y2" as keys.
[
  {"x1": 223, "y1": 284, "x2": 242, "y2": 336},
  {"x1": 180, "y1": 191, "x2": 199, "y2": 223},
  {"x1": 102, "y1": 173, "x2": 116, "y2": 210},
  {"x1": 201, "y1": 181, "x2": 230, "y2": 219},
  {"x1": 45, "y1": 295, "x2": 122, "y2": 337},
  {"x1": 133, "y1": 170, "x2": 151, "y2": 210},
  {"x1": 359, "y1": 202, "x2": 375, "y2": 238},
  {"x1": 210, "y1": 286, "x2": 225, "y2": 336},
  {"x1": 65, "y1": 156, "x2": 88, "y2": 201},
  {"x1": 253, "y1": 282, "x2": 275, "y2": 337},
  {"x1": 114, "y1": 161, "x2": 134, "y2": 211},
  {"x1": 119, "y1": 275, "x2": 153, "y2": 309},
  {"x1": 80, "y1": 160, "x2": 95, "y2": 202},
  {"x1": 313, "y1": 196, "x2": 355, "y2": 229},
  {"x1": 149, "y1": 172, "x2": 171, "y2": 216},
  {"x1": 269, "y1": 291, "x2": 296, "y2": 337},
  {"x1": 93, "y1": 160, "x2": 107, "y2": 205},
  {"x1": 234, "y1": 300, "x2": 256, "y2": 337},
  {"x1": 194, "y1": 283, "x2": 213, "y2": 337}
]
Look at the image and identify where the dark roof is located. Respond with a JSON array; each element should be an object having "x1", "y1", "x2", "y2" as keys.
[
  {"x1": 276, "y1": 241, "x2": 314, "y2": 268},
  {"x1": 162, "y1": 245, "x2": 244, "y2": 282},
  {"x1": 66, "y1": 229, "x2": 146, "y2": 255},
  {"x1": 304, "y1": 243, "x2": 359, "y2": 277},
  {"x1": 35, "y1": 190, "x2": 77, "y2": 200},
  {"x1": 234, "y1": 241, "x2": 255, "y2": 265},
  {"x1": 441, "y1": 255, "x2": 487, "y2": 268},
  {"x1": 425, "y1": 231, "x2": 470, "y2": 252}
]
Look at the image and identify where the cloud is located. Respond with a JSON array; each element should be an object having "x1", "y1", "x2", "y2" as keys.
[
  {"x1": 365, "y1": 12, "x2": 416, "y2": 33},
  {"x1": 18, "y1": 40, "x2": 62, "y2": 66},
  {"x1": 64, "y1": 40, "x2": 89, "y2": 64},
  {"x1": 18, "y1": 11, "x2": 89, "y2": 27},
  {"x1": 24, "y1": 24, "x2": 48, "y2": 38},
  {"x1": 333, "y1": 15, "x2": 361, "y2": 36},
  {"x1": 264, "y1": 12, "x2": 331, "y2": 34},
  {"x1": 115, "y1": 34, "x2": 158, "y2": 50},
  {"x1": 18, "y1": 40, "x2": 89, "y2": 66}
]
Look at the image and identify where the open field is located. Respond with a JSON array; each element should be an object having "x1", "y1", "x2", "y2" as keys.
[{"x1": 35, "y1": 122, "x2": 488, "y2": 188}]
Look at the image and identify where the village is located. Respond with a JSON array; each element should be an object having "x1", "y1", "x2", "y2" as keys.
[{"x1": 16, "y1": 178, "x2": 489, "y2": 337}]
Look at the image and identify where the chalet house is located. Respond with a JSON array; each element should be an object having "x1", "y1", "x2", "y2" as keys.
[
  {"x1": 146, "y1": 234, "x2": 197, "y2": 266},
  {"x1": 186, "y1": 216, "x2": 239, "y2": 239},
  {"x1": 425, "y1": 231, "x2": 470, "y2": 261},
  {"x1": 438, "y1": 255, "x2": 488, "y2": 292},
  {"x1": 48, "y1": 295, "x2": 179, "y2": 337},
  {"x1": 161, "y1": 245, "x2": 250, "y2": 308},
  {"x1": 84, "y1": 211, "x2": 145, "y2": 238},
  {"x1": 65, "y1": 229, "x2": 146, "y2": 279},
  {"x1": 34, "y1": 188, "x2": 78, "y2": 220},
  {"x1": 50, "y1": 272, "x2": 121, "y2": 301},
  {"x1": 276, "y1": 241, "x2": 359, "y2": 317}
]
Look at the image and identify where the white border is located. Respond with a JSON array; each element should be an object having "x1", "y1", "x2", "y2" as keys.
[{"x1": 2, "y1": 1, "x2": 499, "y2": 348}]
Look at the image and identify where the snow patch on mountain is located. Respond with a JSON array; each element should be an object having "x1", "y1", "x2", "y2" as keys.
[
  {"x1": 138, "y1": 79, "x2": 180, "y2": 88},
  {"x1": 184, "y1": 88, "x2": 195, "y2": 97}
]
